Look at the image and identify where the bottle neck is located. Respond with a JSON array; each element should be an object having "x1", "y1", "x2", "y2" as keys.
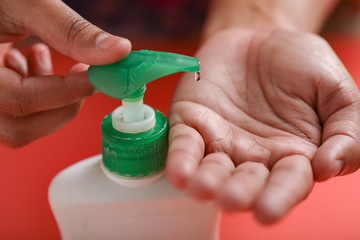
[
  {"x1": 122, "y1": 99, "x2": 144, "y2": 123},
  {"x1": 101, "y1": 162, "x2": 165, "y2": 188},
  {"x1": 112, "y1": 103, "x2": 156, "y2": 134}
]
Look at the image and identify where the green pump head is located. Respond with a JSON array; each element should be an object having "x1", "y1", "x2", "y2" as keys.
[
  {"x1": 87, "y1": 50, "x2": 200, "y2": 100},
  {"x1": 87, "y1": 50, "x2": 200, "y2": 179}
]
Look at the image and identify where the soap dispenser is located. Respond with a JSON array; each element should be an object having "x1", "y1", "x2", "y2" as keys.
[{"x1": 48, "y1": 50, "x2": 220, "y2": 240}]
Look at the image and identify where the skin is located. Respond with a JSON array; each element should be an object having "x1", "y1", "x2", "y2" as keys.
[
  {"x1": 1, "y1": 0, "x2": 360, "y2": 226},
  {"x1": 0, "y1": 0, "x2": 131, "y2": 147},
  {"x1": 166, "y1": 0, "x2": 360, "y2": 224}
]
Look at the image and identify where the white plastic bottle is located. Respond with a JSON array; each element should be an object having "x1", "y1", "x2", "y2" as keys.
[
  {"x1": 49, "y1": 154, "x2": 220, "y2": 240},
  {"x1": 49, "y1": 50, "x2": 220, "y2": 240}
]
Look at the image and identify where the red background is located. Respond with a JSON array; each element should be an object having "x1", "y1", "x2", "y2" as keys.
[{"x1": 0, "y1": 35, "x2": 360, "y2": 240}]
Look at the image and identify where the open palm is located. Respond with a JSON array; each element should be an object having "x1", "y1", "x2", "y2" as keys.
[{"x1": 166, "y1": 28, "x2": 360, "y2": 223}]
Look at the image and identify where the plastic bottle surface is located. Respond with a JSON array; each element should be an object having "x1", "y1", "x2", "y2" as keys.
[{"x1": 49, "y1": 155, "x2": 220, "y2": 240}]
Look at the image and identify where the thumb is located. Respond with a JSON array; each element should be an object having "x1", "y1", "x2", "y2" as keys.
[
  {"x1": 18, "y1": 0, "x2": 131, "y2": 65},
  {"x1": 311, "y1": 61, "x2": 360, "y2": 181}
]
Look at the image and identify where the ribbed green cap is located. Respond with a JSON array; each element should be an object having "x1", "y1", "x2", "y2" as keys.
[{"x1": 101, "y1": 109, "x2": 168, "y2": 177}]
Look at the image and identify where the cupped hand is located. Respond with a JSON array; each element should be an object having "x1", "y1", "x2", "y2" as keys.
[
  {"x1": 0, "y1": 0, "x2": 131, "y2": 147},
  {"x1": 166, "y1": 28, "x2": 360, "y2": 223}
]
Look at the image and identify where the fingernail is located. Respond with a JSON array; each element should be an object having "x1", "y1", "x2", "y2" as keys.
[
  {"x1": 7, "y1": 49, "x2": 28, "y2": 76},
  {"x1": 70, "y1": 63, "x2": 89, "y2": 73},
  {"x1": 333, "y1": 159, "x2": 345, "y2": 177},
  {"x1": 38, "y1": 47, "x2": 52, "y2": 72},
  {"x1": 96, "y1": 34, "x2": 129, "y2": 51}
]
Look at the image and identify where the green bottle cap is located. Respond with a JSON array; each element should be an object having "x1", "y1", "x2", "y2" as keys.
[
  {"x1": 102, "y1": 109, "x2": 168, "y2": 177},
  {"x1": 87, "y1": 50, "x2": 200, "y2": 178}
]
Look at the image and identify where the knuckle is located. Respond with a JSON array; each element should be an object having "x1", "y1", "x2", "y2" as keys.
[
  {"x1": 9, "y1": 93, "x2": 35, "y2": 117},
  {"x1": 8, "y1": 80, "x2": 40, "y2": 117},
  {"x1": 8, "y1": 101, "x2": 28, "y2": 117},
  {"x1": 205, "y1": 126, "x2": 233, "y2": 155},
  {"x1": 63, "y1": 17, "x2": 93, "y2": 47},
  {"x1": 0, "y1": 10, "x2": 27, "y2": 36},
  {"x1": 1, "y1": 75, "x2": 36, "y2": 117}
]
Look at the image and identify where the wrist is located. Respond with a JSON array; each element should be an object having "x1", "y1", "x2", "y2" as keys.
[
  {"x1": 202, "y1": 1, "x2": 294, "y2": 40},
  {"x1": 201, "y1": 0, "x2": 339, "y2": 39}
]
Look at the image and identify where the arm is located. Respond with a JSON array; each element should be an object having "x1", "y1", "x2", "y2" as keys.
[{"x1": 202, "y1": 0, "x2": 339, "y2": 38}]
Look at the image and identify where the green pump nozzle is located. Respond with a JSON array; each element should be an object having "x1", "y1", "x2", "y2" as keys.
[
  {"x1": 87, "y1": 50, "x2": 200, "y2": 177},
  {"x1": 87, "y1": 50, "x2": 200, "y2": 100}
]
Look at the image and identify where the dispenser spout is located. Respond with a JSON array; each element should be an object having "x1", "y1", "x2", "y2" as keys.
[{"x1": 88, "y1": 50, "x2": 200, "y2": 99}]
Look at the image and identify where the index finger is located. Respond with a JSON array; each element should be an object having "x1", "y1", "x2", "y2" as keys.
[
  {"x1": 166, "y1": 123, "x2": 205, "y2": 189},
  {"x1": 0, "y1": 67, "x2": 95, "y2": 116}
]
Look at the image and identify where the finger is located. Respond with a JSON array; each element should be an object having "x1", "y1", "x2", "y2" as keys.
[
  {"x1": 186, "y1": 152, "x2": 235, "y2": 200},
  {"x1": 166, "y1": 123, "x2": 205, "y2": 189},
  {"x1": 255, "y1": 155, "x2": 314, "y2": 224},
  {"x1": 0, "y1": 67, "x2": 95, "y2": 116},
  {"x1": 4, "y1": 48, "x2": 28, "y2": 77},
  {"x1": 0, "y1": 43, "x2": 12, "y2": 65},
  {"x1": 69, "y1": 63, "x2": 101, "y2": 94},
  {"x1": 27, "y1": 43, "x2": 53, "y2": 76},
  {"x1": 217, "y1": 162, "x2": 269, "y2": 211},
  {"x1": 170, "y1": 102, "x2": 272, "y2": 167},
  {"x1": 312, "y1": 135, "x2": 360, "y2": 181},
  {"x1": 0, "y1": 101, "x2": 83, "y2": 147},
  {"x1": 12, "y1": 0, "x2": 131, "y2": 65},
  {"x1": 70, "y1": 63, "x2": 89, "y2": 74}
]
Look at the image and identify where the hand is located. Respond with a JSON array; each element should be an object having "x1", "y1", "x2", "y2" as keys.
[
  {"x1": 0, "y1": 0, "x2": 131, "y2": 147},
  {"x1": 166, "y1": 28, "x2": 360, "y2": 223}
]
